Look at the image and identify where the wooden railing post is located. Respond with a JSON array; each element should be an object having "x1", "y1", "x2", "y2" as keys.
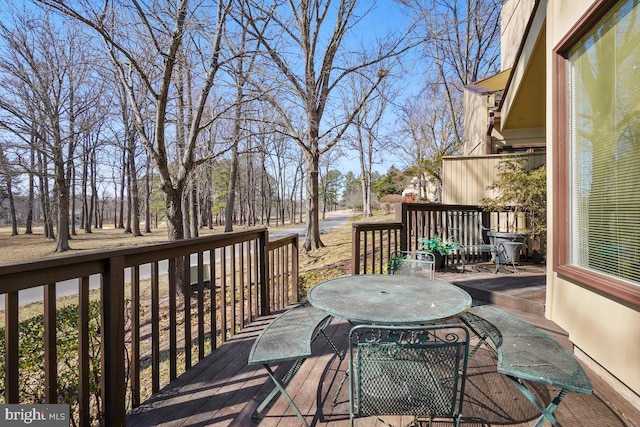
[
  {"x1": 351, "y1": 225, "x2": 360, "y2": 275},
  {"x1": 44, "y1": 283, "x2": 57, "y2": 403},
  {"x1": 102, "y1": 255, "x2": 126, "y2": 427},
  {"x1": 292, "y1": 235, "x2": 299, "y2": 303},
  {"x1": 399, "y1": 202, "x2": 408, "y2": 252}
]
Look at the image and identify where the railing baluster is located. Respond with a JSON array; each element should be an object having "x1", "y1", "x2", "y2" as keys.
[
  {"x1": 183, "y1": 254, "x2": 192, "y2": 370},
  {"x1": 284, "y1": 245, "x2": 291, "y2": 304},
  {"x1": 230, "y1": 245, "x2": 237, "y2": 335},
  {"x1": 259, "y1": 230, "x2": 268, "y2": 317},
  {"x1": 79, "y1": 276, "x2": 90, "y2": 424},
  {"x1": 246, "y1": 243, "x2": 253, "y2": 322},
  {"x1": 291, "y1": 236, "x2": 299, "y2": 303},
  {"x1": 44, "y1": 283, "x2": 57, "y2": 403},
  {"x1": 130, "y1": 266, "x2": 140, "y2": 408},
  {"x1": 4, "y1": 291, "x2": 19, "y2": 403},
  {"x1": 220, "y1": 247, "x2": 227, "y2": 341},
  {"x1": 151, "y1": 261, "x2": 160, "y2": 392},
  {"x1": 239, "y1": 243, "x2": 246, "y2": 330},
  {"x1": 168, "y1": 258, "x2": 177, "y2": 381},
  {"x1": 210, "y1": 254, "x2": 217, "y2": 351},
  {"x1": 197, "y1": 252, "x2": 205, "y2": 361}
]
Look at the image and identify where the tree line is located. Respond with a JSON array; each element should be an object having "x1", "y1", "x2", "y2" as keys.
[{"x1": 0, "y1": 0, "x2": 501, "y2": 252}]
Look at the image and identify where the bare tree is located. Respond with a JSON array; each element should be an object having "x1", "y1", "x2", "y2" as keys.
[
  {"x1": 398, "y1": 0, "x2": 501, "y2": 144},
  {"x1": 342, "y1": 66, "x2": 393, "y2": 217},
  {"x1": 396, "y1": 85, "x2": 461, "y2": 201},
  {"x1": 0, "y1": 144, "x2": 18, "y2": 235},
  {"x1": 0, "y1": 14, "x2": 101, "y2": 251},
  {"x1": 241, "y1": 0, "x2": 416, "y2": 250},
  {"x1": 319, "y1": 152, "x2": 343, "y2": 219},
  {"x1": 34, "y1": 0, "x2": 235, "y2": 241},
  {"x1": 220, "y1": 7, "x2": 267, "y2": 232}
]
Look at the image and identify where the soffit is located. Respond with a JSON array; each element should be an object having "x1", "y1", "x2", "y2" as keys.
[{"x1": 466, "y1": 69, "x2": 511, "y2": 94}]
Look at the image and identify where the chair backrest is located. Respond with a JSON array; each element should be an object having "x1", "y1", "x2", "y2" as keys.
[
  {"x1": 390, "y1": 251, "x2": 435, "y2": 279},
  {"x1": 447, "y1": 211, "x2": 489, "y2": 247},
  {"x1": 349, "y1": 324, "x2": 469, "y2": 425}
]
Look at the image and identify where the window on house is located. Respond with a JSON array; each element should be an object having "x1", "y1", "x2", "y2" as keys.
[{"x1": 567, "y1": 0, "x2": 640, "y2": 286}]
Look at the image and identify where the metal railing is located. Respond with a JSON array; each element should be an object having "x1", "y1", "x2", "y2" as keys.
[{"x1": 0, "y1": 228, "x2": 298, "y2": 426}]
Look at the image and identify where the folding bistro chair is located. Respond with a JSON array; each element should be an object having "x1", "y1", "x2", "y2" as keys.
[
  {"x1": 389, "y1": 250, "x2": 436, "y2": 279},
  {"x1": 349, "y1": 324, "x2": 470, "y2": 427}
]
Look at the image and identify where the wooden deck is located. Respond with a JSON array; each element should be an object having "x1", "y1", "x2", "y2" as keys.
[{"x1": 126, "y1": 265, "x2": 640, "y2": 427}]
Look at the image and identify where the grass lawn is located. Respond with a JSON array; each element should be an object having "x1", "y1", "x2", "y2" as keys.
[{"x1": 0, "y1": 210, "x2": 394, "y2": 270}]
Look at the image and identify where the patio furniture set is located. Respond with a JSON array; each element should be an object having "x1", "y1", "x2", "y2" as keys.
[
  {"x1": 453, "y1": 211, "x2": 526, "y2": 273},
  {"x1": 248, "y1": 274, "x2": 592, "y2": 427},
  {"x1": 391, "y1": 212, "x2": 525, "y2": 277}
]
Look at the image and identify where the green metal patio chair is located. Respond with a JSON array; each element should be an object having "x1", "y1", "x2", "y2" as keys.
[
  {"x1": 349, "y1": 324, "x2": 470, "y2": 427},
  {"x1": 389, "y1": 250, "x2": 435, "y2": 279}
]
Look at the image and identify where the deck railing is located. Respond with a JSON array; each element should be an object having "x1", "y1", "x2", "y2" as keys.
[
  {"x1": 0, "y1": 228, "x2": 298, "y2": 426},
  {"x1": 353, "y1": 203, "x2": 535, "y2": 273}
]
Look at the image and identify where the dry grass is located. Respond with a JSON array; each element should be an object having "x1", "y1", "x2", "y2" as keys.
[
  {"x1": 0, "y1": 225, "x2": 225, "y2": 265},
  {"x1": 0, "y1": 210, "x2": 394, "y2": 269}
]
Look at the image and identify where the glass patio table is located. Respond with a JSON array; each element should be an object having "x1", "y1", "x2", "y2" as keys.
[{"x1": 307, "y1": 274, "x2": 472, "y2": 325}]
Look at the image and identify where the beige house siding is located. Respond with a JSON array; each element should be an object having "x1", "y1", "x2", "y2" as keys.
[
  {"x1": 462, "y1": 89, "x2": 491, "y2": 155},
  {"x1": 547, "y1": 0, "x2": 640, "y2": 401},
  {"x1": 441, "y1": 153, "x2": 545, "y2": 205},
  {"x1": 501, "y1": 0, "x2": 537, "y2": 70}
]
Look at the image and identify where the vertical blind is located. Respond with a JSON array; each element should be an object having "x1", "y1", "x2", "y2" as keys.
[{"x1": 568, "y1": 0, "x2": 640, "y2": 286}]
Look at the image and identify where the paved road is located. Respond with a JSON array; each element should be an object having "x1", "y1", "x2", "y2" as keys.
[{"x1": 8, "y1": 212, "x2": 352, "y2": 308}]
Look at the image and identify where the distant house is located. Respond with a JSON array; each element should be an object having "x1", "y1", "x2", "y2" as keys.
[
  {"x1": 452, "y1": 0, "x2": 640, "y2": 407},
  {"x1": 401, "y1": 175, "x2": 436, "y2": 202}
]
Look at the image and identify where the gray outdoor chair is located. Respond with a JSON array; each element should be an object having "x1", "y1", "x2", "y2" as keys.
[
  {"x1": 447, "y1": 211, "x2": 499, "y2": 272},
  {"x1": 389, "y1": 250, "x2": 435, "y2": 279},
  {"x1": 349, "y1": 324, "x2": 470, "y2": 427}
]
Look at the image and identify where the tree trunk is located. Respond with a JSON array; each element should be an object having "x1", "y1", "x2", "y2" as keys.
[
  {"x1": 71, "y1": 163, "x2": 77, "y2": 235},
  {"x1": 165, "y1": 186, "x2": 184, "y2": 241},
  {"x1": 118, "y1": 148, "x2": 126, "y2": 229},
  {"x1": 53, "y1": 158, "x2": 70, "y2": 252},
  {"x1": 225, "y1": 144, "x2": 239, "y2": 232},
  {"x1": 165, "y1": 185, "x2": 186, "y2": 294},
  {"x1": 90, "y1": 150, "x2": 98, "y2": 229},
  {"x1": 25, "y1": 149, "x2": 34, "y2": 235},
  {"x1": 189, "y1": 183, "x2": 198, "y2": 238},
  {"x1": 38, "y1": 151, "x2": 54, "y2": 239},
  {"x1": 144, "y1": 158, "x2": 152, "y2": 233},
  {"x1": 82, "y1": 149, "x2": 91, "y2": 232},
  {"x1": 302, "y1": 149, "x2": 323, "y2": 251},
  {"x1": 128, "y1": 135, "x2": 142, "y2": 236},
  {"x1": 124, "y1": 156, "x2": 132, "y2": 234},
  {"x1": 0, "y1": 146, "x2": 18, "y2": 235}
]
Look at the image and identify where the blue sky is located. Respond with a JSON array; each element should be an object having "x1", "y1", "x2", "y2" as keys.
[{"x1": 334, "y1": 1, "x2": 420, "y2": 176}]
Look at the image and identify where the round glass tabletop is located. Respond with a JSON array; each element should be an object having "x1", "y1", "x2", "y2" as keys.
[{"x1": 307, "y1": 274, "x2": 472, "y2": 325}]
